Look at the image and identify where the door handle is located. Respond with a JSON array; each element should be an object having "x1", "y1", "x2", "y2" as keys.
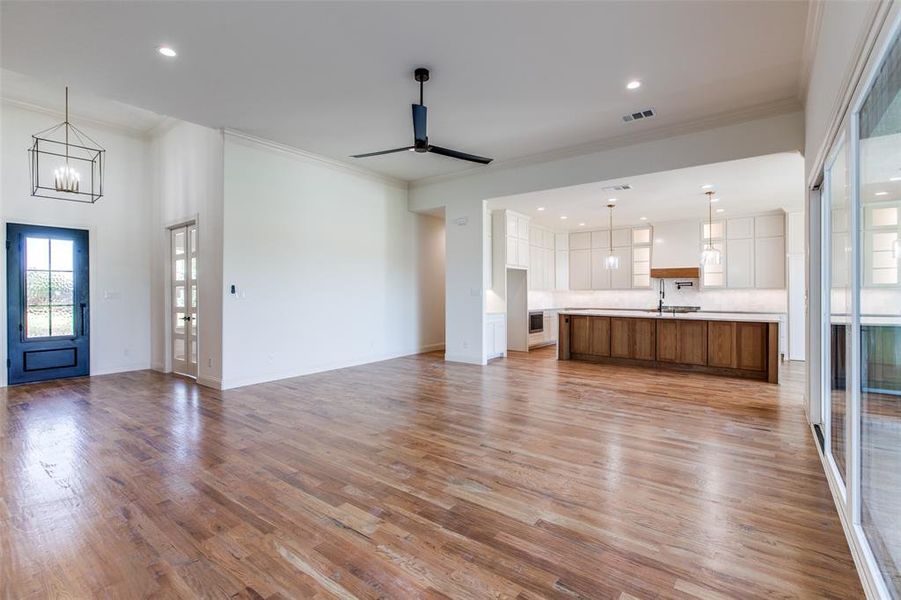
[
  {"x1": 182, "y1": 316, "x2": 193, "y2": 321},
  {"x1": 80, "y1": 303, "x2": 87, "y2": 336}
]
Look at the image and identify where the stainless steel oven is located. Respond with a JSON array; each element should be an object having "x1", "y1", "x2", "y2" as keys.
[{"x1": 529, "y1": 311, "x2": 544, "y2": 334}]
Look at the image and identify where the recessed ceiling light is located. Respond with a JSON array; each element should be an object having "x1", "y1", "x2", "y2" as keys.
[
  {"x1": 875, "y1": 191, "x2": 889, "y2": 196},
  {"x1": 716, "y1": 208, "x2": 725, "y2": 213},
  {"x1": 560, "y1": 216, "x2": 568, "y2": 220},
  {"x1": 158, "y1": 46, "x2": 177, "y2": 58},
  {"x1": 701, "y1": 184, "x2": 714, "y2": 190},
  {"x1": 608, "y1": 198, "x2": 617, "y2": 203},
  {"x1": 626, "y1": 80, "x2": 642, "y2": 90},
  {"x1": 537, "y1": 207, "x2": 545, "y2": 211},
  {"x1": 639, "y1": 216, "x2": 648, "y2": 221},
  {"x1": 578, "y1": 222, "x2": 586, "y2": 226}
]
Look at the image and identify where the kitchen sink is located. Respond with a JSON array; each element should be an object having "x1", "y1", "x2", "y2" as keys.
[{"x1": 646, "y1": 306, "x2": 701, "y2": 314}]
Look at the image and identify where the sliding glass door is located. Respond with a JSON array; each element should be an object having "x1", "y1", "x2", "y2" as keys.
[
  {"x1": 858, "y1": 30, "x2": 901, "y2": 598},
  {"x1": 825, "y1": 138, "x2": 852, "y2": 488}
]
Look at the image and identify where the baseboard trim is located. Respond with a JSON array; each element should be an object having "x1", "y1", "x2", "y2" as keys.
[
  {"x1": 91, "y1": 363, "x2": 152, "y2": 377},
  {"x1": 196, "y1": 375, "x2": 222, "y2": 390},
  {"x1": 444, "y1": 353, "x2": 487, "y2": 365},
  {"x1": 219, "y1": 344, "x2": 448, "y2": 390}
]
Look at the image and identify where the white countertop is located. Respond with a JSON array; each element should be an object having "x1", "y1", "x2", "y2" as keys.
[{"x1": 558, "y1": 308, "x2": 782, "y2": 323}]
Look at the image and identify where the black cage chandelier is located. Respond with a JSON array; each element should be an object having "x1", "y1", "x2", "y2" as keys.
[{"x1": 29, "y1": 87, "x2": 105, "y2": 203}]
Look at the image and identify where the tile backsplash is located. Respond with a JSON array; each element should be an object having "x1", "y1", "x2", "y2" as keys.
[{"x1": 529, "y1": 284, "x2": 788, "y2": 313}]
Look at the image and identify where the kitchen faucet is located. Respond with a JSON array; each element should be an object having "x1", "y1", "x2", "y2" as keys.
[{"x1": 657, "y1": 279, "x2": 665, "y2": 312}]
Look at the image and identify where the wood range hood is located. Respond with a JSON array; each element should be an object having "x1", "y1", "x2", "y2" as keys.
[{"x1": 650, "y1": 267, "x2": 701, "y2": 279}]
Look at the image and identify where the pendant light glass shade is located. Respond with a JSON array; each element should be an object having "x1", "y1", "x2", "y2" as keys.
[
  {"x1": 700, "y1": 190, "x2": 720, "y2": 266},
  {"x1": 605, "y1": 253, "x2": 620, "y2": 269},
  {"x1": 700, "y1": 245, "x2": 722, "y2": 266},
  {"x1": 605, "y1": 202, "x2": 619, "y2": 269}
]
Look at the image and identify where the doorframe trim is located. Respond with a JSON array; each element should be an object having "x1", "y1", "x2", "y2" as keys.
[
  {"x1": 163, "y1": 214, "x2": 199, "y2": 378},
  {"x1": 3, "y1": 216, "x2": 97, "y2": 387}
]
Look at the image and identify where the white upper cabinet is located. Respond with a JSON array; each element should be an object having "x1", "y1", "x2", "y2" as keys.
[
  {"x1": 505, "y1": 212, "x2": 517, "y2": 237},
  {"x1": 702, "y1": 220, "x2": 725, "y2": 241},
  {"x1": 612, "y1": 228, "x2": 631, "y2": 248},
  {"x1": 755, "y1": 235, "x2": 785, "y2": 288},
  {"x1": 755, "y1": 214, "x2": 785, "y2": 238},
  {"x1": 555, "y1": 233, "x2": 569, "y2": 251},
  {"x1": 632, "y1": 227, "x2": 652, "y2": 245},
  {"x1": 569, "y1": 249, "x2": 591, "y2": 290},
  {"x1": 590, "y1": 230, "x2": 610, "y2": 249},
  {"x1": 610, "y1": 247, "x2": 631, "y2": 289},
  {"x1": 498, "y1": 210, "x2": 530, "y2": 268},
  {"x1": 570, "y1": 232, "x2": 591, "y2": 250},
  {"x1": 590, "y1": 249, "x2": 611, "y2": 289},
  {"x1": 727, "y1": 217, "x2": 754, "y2": 240},
  {"x1": 555, "y1": 249, "x2": 569, "y2": 290},
  {"x1": 726, "y1": 238, "x2": 754, "y2": 288}
]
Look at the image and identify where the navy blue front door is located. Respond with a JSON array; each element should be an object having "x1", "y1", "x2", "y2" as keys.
[{"x1": 7, "y1": 224, "x2": 89, "y2": 384}]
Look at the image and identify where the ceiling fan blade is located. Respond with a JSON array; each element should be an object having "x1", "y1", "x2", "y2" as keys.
[
  {"x1": 412, "y1": 104, "x2": 427, "y2": 143},
  {"x1": 351, "y1": 146, "x2": 413, "y2": 158},
  {"x1": 428, "y1": 145, "x2": 493, "y2": 164}
]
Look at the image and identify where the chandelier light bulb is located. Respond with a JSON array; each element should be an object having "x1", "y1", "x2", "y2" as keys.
[{"x1": 53, "y1": 165, "x2": 80, "y2": 193}]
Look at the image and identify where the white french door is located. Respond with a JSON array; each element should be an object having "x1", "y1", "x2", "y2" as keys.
[{"x1": 170, "y1": 223, "x2": 197, "y2": 378}]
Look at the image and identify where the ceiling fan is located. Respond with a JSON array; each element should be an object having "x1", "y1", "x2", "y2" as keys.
[{"x1": 351, "y1": 68, "x2": 493, "y2": 165}]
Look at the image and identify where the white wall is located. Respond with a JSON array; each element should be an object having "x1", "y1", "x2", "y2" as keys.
[
  {"x1": 148, "y1": 120, "x2": 225, "y2": 388},
  {"x1": 0, "y1": 102, "x2": 152, "y2": 386},
  {"x1": 220, "y1": 134, "x2": 444, "y2": 389},
  {"x1": 804, "y1": 1, "x2": 881, "y2": 181},
  {"x1": 445, "y1": 197, "x2": 486, "y2": 364},
  {"x1": 409, "y1": 110, "x2": 804, "y2": 212}
]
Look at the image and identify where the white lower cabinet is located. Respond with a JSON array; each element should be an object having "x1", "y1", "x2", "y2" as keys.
[
  {"x1": 726, "y1": 238, "x2": 754, "y2": 288},
  {"x1": 485, "y1": 313, "x2": 507, "y2": 360}
]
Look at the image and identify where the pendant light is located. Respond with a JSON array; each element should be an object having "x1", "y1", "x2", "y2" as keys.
[
  {"x1": 605, "y1": 202, "x2": 619, "y2": 269},
  {"x1": 700, "y1": 190, "x2": 721, "y2": 266},
  {"x1": 29, "y1": 87, "x2": 105, "y2": 203}
]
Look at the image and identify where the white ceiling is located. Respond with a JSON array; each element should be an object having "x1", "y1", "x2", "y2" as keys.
[
  {"x1": 487, "y1": 152, "x2": 805, "y2": 230},
  {"x1": 0, "y1": 69, "x2": 166, "y2": 134},
  {"x1": 1, "y1": 1, "x2": 808, "y2": 182}
]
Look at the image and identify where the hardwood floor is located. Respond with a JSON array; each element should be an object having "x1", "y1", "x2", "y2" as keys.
[{"x1": 1, "y1": 347, "x2": 862, "y2": 599}]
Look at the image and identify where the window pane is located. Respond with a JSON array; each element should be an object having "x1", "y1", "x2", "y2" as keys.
[
  {"x1": 859, "y1": 31, "x2": 901, "y2": 598},
  {"x1": 26, "y1": 237, "x2": 49, "y2": 270},
  {"x1": 50, "y1": 239, "x2": 73, "y2": 271},
  {"x1": 174, "y1": 230, "x2": 186, "y2": 256},
  {"x1": 26, "y1": 271, "x2": 50, "y2": 306},
  {"x1": 50, "y1": 271, "x2": 74, "y2": 305},
  {"x1": 26, "y1": 306, "x2": 50, "y2": 338},
  {"x1": 191, "y1": 257, "x2": 196, "y2": 279},
  {"x1": 191, "y1": 285, "x2": 196, "y2": 308},
  {"x1": 175, "y1": 312, "x2": 185, "y2": 334},
  {"x1": 175, "y1": 285, "x2": 185, "y2": 308},
  {"x1": 50, "y1": 306, "x2": 73, "y2": 337},
  {"x1": 175, "y1": 259, "x2": 185, "y2": 281}
]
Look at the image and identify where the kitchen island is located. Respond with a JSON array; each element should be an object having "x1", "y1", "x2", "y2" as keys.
[{"x1": 558, "y1": 309, "x2": 780, "y2": 383}]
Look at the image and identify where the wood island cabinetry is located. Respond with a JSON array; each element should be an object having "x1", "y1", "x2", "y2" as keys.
[{"x1": 560, "y1": 313, "x2": 778, "y2": 382}]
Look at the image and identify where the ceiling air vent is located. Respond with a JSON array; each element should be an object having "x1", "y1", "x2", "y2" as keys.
[
  {"x1": 622, "y1": 108, "x2": 656, "y2": 123},
  {"x1": 602, "y1": 184, "x2": 632, "y2": 192}
]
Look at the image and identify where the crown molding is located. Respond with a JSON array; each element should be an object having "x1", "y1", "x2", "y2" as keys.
[
  {"x1": 0, "y1": 95, "x2": 164, "y2": 138},
  {"x1": 223, "y1": 129, "x2": 408, "y2": 190},
  {"x1": 798, "y1": 0, "x2": 825, "y2": 104},
  {"x1": 409, "y1": 96, "x2": 803, "y2": 190}
]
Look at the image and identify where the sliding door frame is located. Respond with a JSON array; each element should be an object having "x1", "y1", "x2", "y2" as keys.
[{"x1": 808, "y1": 4, "x2": 900, "y2": 598}]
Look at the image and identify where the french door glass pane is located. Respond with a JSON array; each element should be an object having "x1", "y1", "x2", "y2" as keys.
[
  {"x1": 24, "y1": 236, "x2": 75, "y2": 338},
  {"x1": 858, "y1": 31, "x2": 901, "y2": 598},
  {"x1": 828, "y1": 139, "x2": 851, "y2": 483}
]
